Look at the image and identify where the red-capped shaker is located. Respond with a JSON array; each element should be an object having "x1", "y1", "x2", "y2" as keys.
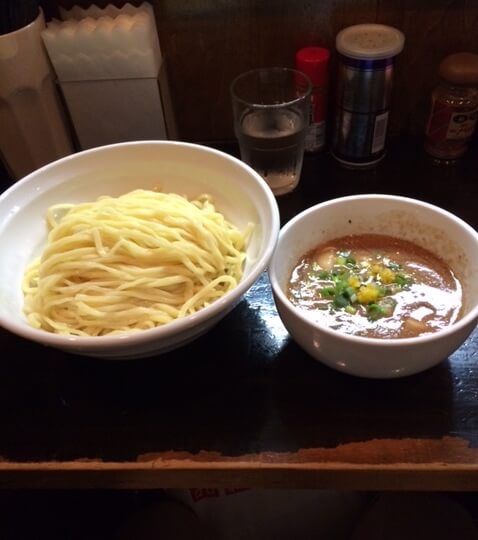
[{"x1": 295, "y1": 46, "x2": 330, "y2": 152}]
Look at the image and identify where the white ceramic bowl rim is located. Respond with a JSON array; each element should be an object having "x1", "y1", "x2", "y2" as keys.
[
  {"x1": 270, "y1": 193, "x2": 478, "y2": 347},
  {"x1": 0, "y1": 140, "x2": 280, "y2": 350}
]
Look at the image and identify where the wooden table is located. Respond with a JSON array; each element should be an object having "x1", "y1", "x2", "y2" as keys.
[{"x1": 1, "y1": 137, "x2": 478, "y2": 490}]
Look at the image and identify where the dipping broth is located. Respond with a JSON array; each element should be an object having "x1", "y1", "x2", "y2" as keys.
[{"x1": 287, "y1": 234, "x2": 463, "y2": 339}]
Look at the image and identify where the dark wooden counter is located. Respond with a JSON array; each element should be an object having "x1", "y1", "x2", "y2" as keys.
[{"x1": 1, "y1": 138, "x2": 478, "y2": 490}]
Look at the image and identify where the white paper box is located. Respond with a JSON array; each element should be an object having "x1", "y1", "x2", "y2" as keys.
[
  {"x1": 42, "y1": 2, "x2": 177, "y2": 151},
  {"x1": 60, "y1": 59, "x2": 176, "y2": 150}
]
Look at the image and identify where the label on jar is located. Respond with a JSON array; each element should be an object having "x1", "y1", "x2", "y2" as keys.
[
  {"x1": 305, "y1": 121, "x2": 326, "y2": 152},
  {"x1": 426, "y1": 99, "x2": 478, "y2": 142},
  {"x1": 304, "y1": 88, "x2": 326, "y2": 152},
  {"x1": 332, "y1": 108, "x2": 388, "y2": 166},
  {"x1": 371, "y1": 112, "x2": 389, "y2": 154}
]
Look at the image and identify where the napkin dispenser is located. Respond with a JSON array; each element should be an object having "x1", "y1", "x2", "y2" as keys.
[
  {"x1": 41, "y1": 2, "x2": 177, "y2": 150},
  {"x1": 0, "y1": 7, "x2": 74, "y2": 180}
]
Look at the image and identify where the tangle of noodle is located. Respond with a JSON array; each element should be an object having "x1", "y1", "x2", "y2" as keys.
[{"x1": 22, "y1": 189, "x2": 253, "y2": 336}]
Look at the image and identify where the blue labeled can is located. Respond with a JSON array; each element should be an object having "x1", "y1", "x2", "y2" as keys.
[{"x1": 332, "y1": 24, "x2": 405, "y2": 169}]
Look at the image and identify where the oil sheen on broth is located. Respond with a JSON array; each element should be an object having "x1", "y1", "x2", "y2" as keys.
[
  {"x1": 237, "y1": 108, "x2": 306, "y2": 194},
  {"x1": 287, "y1": 234, "x2": 463, "y2": 339}
]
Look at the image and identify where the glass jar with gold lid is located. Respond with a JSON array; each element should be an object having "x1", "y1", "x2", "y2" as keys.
[{"x1": 425, "y1": 52, "x2": 478, "y2": 160}]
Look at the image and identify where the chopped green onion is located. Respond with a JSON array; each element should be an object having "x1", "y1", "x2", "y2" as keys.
[
  {"x1": 366, "y1": 298, "x2": 396, "y2": 320},
  {"x1": 394, "y1": 273, "x2": 409, "y2": 287},
  {"x1": 345, "y1": 286, "x2": 356, "y2": 299},
  {"x1": 312, "y1": 250, "x2": 408, "y2": 321},
  {"x1": 333, "y1": 294, "x2": 350, "y2": 308},
  {"x1": 320, "y1": 287, "x2": 335, "y2": 298},
  {"x1": 337, "y1": 250, "x2": 356, "y2": 266},
  {"x1": 381, "y1": 299, "x2": 396, "y2": 317},
  {"x1": 367, "y1": 303, "x2": 385, "y2": 320},
  {"x1": 377, "y1": 286, "x2": 387, "y2": 297}
]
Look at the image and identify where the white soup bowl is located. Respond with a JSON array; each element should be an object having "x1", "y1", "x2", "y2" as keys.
[{"x1": 269, "y1": 194, "x2": 478, "y2": 378}]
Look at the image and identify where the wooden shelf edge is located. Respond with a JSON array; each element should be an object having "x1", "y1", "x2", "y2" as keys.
[{"x1": 1, "y1": 461, "x2": 478, "y2": 490}]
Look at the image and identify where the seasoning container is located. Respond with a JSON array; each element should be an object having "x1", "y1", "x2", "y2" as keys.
[
  {"x1": 332, "y1": 24, "x2": 405, "y2": 169},
  {"x1": 295, "y1": 46, "x2": 330, "y2": 152},
  {"x1": 424, "y1": 52, "x2": 478, "y2": 161}
]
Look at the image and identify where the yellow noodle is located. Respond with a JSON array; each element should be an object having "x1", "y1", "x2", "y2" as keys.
[{"x1": 23, "y1": 189, "x2": 253, "y2": 336}]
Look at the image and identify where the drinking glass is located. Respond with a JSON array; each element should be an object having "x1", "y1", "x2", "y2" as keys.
[{"x1": 230, "y1": 67, "x2": 312, "y2": 196}]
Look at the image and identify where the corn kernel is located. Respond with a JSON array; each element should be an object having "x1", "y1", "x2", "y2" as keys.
[
  {"x1": 348, "y1": 275, "x2": 361, "y2": 289},
  {"x1": 357, "y1": 284, "x2": 380, "y2": 304},
  {"x1": 379, "y1": 268, "x2": 395, "y2": 284}
]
